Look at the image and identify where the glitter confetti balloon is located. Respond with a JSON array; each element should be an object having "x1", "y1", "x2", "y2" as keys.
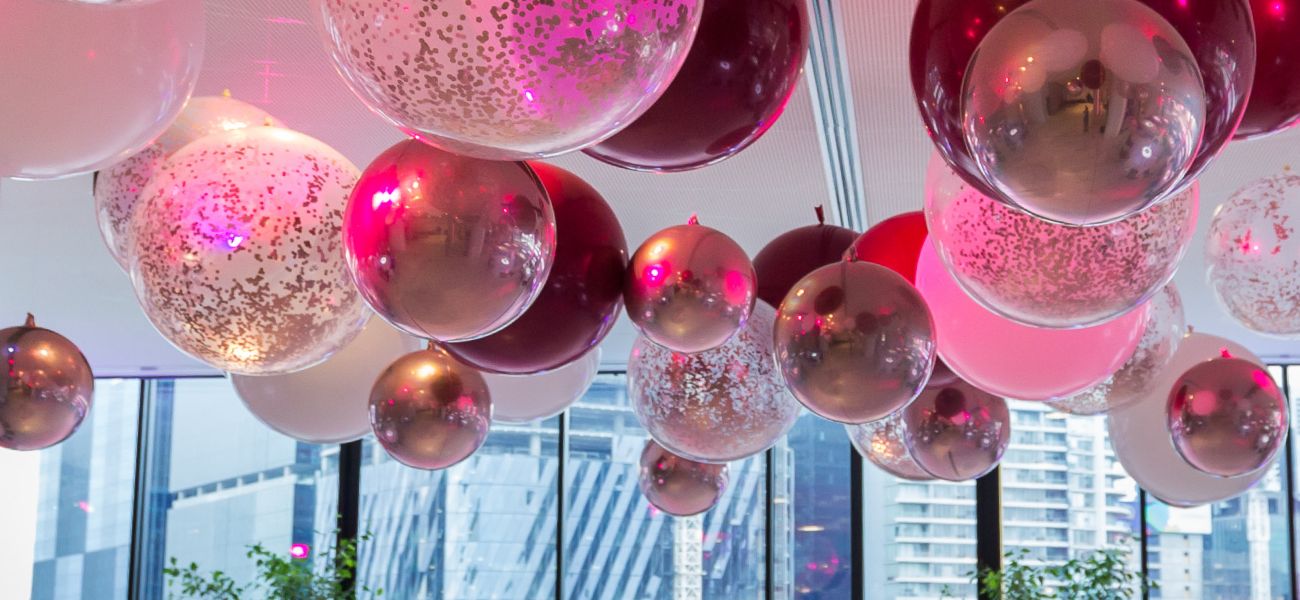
[
  {"x1": 95, "y1": 95, "x2": 284, "y2": 271},
  {"x1": 901, "y1": 362, "x2": 1010, "y2": 482},
  {"x1": 0, "y1": 315, "x2": 94, "y2": 451},
  {"x1": 1168, "y1": 356, "x2": 1287, "y2": 479},
  {"x1": 1047, "y1": 284, "x2": 1185, "y2": 416},
  {"x1": 845, "y1": 412, "x2": 933, "y2": 481},
  {"x1": 344, "y1": 140, "x2": 556, "y2": 343},
  {"x1": 960, "y1": 0, "x2": 1206, "y2": 225},
  {"x1": 628, "y1": 302, "x2": 800, "y2": 463},
  {"x1": 1206, "y1": 172, "x2": 1300, "y2": 338},
  {"x1": 315, "y1": 0, "x2": 703, "y2": 160},
  {"x1": 774, "y1": 260, "x2": 936, "y2": 424},
  {"x1": 369, "y1": 346, "x2": 492, "y2": 470},
  {"x1": 638, "y1": 439, "x2": 729, "y2": 517},
  {"x1": 925, "y1": 152, "x2": 1198, "y2": 328},
  {"x1": 625, "y1": 218, "x2": 756, "y2": 354},
  {"x1": 130, "y1": 127, "x2": 369, "y2": 375}
]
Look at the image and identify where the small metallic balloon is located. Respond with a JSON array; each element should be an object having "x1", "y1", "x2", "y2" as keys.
[
  {"x1": 343, "y1": 140, "x2": 556, "y2": 343},
  {"x1": 370, "y1": 346, "x2": 492, "y2": 470},
  {"x1": 315, "y1": 0, "x2": 702, "y2": 160},
  {"x1": 960, "y1": 0, "x2": 1206, "y2": 225},
  {"x1": 638, "y1": 440, "x2": 729, "y2": 517},
  {"x1": 901, "y1": 362, "x2": 1011, "y2": 482},
  {"x1": 0, "y1": 315, "x2": 94, "y2": 451},
  {"x1": 629, "y1": 302, "x2": 801, "y2": 463},
  {"x1": 1206, "y1": 172, "x2": 1300, "y2": 338},
  {"x1": 1047, "y1": 284, "x2": 1185, "y2": 416},
  {"x1": 1168, "y1": 357, "x2": 1287, "y2": 478},
  {"x1": 926, "y1": 152, "x2": 1198, "y2": 328},
  {"x1": 95, "y1": 95, "x2": 284, "y2": 270},
  {"x1": 752, "y1": 207, "x2": 859, "y2": 308},
  {"x1": 774, "y1": 260, "x2": 936, "y2": 424},
  {"x1": 1236, "y1": 0, "x2": 1300, "y2": 139},
  {"x1": 845, "y1": 413, "x2": 934, "y2": 481},
  {"x1": 130, "y1": 127, "x2": 369, "y2": 375},
  {"x1": 625, "y1": 217, "x2": 756, "y2": 354}
]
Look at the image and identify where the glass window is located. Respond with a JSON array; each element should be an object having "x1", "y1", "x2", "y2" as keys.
[{"x1": 777, "y1": 414, "x2": 852, "y2": 599}]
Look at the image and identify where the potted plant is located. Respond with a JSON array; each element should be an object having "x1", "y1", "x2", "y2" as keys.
[{"x1": 163, "y1": 532, "x2": 382, "y2": 599}]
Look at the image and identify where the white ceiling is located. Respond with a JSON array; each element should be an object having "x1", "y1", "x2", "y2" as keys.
[{"x1": 1, "y1": 0, "x2": 1297, "y2": 378}]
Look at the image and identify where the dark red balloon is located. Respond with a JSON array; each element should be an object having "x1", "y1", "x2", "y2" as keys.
[
  {"x1": 583, "y1": 0, "x2": 809, "y2": 172},
  {"x1": 848, "y1": 212, "x2": 928, "y2": 284},
  {"x1": 910, "y1": 0, "x2": 1254, "y2": 189},
  {"x1": 445, "y1": 163, "x2": 628, "y2": 374},
  {"x1": 1236, "y1": 0, "x2": 1300, "y2": 139},
  {"x1": 752, "y1": 209, "x2": 857, "y2": 307}
]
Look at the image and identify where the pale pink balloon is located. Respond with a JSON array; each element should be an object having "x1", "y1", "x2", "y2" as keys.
[
  {"x1": 0, "y1": 0, "x2": 204, "y2": 179},
  {"x1": 914, "y1": 239, "x2": 1145, "y2": 400},
  {"x1": 638, "y1": 440, "x2": 729, "y2": 517},
  {"x1": 315, "y1": 0, "x2": 702, "y2": 160}
]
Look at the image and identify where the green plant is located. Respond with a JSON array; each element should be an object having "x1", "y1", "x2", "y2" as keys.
[
  {"x1": 963, "y1": 543, "x2": 1156, "y2": 600},
  {"x1": 163, "y1": 532, "x2": 382, "y2": 599}
]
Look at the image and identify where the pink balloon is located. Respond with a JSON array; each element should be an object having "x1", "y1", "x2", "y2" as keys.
[
  {"x1": 369, "y1": 346, "x2": 492, "y2": 471},
  {"x1": 1168, "y1": 356, "x2": 1287, "y2": 478},
  {"x1": 900, "y1": 362, "x2": 1010, "y2": 482},
  {"x1": 638, "y1": 440, "x2": 729, "y2": 517},
  {"x1": 914, "y1": 239, "x2": 1145, "y2": 400}
]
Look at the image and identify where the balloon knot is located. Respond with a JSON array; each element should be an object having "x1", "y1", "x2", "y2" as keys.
[
  {"x1": 814, "y1": 205, "x2": 825, "y2": 225},
  {"x1": 24, "y1": 313, "x2": 35, "y2": 328},
  {"x1": 687, "y1": 213, "x2": 700, "y2": 226},
  {"x1": 222, "y1": 88, "x2": 233, "y2": 98}
]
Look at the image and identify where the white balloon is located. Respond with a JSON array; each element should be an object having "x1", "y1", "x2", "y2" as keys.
[
  {"x1": 484, "y1": 350, "x2": 601, "y2": 424},
  {"x1": 232, "y1": 318, "x2": 415, "y2": 444},
  {"x1": 0, "y1": 0, "x2": 205, "y2": 179},
  {"x1": 1109, "y1": 333, "x2": 1278, "y2": 507}
]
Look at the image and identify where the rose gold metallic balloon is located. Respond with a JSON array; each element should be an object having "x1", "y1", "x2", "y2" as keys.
[
  {"x1": 902, "y1": 362, "x2": 1010, "y2": 482},
  {"x1": 344, "y1": 140, "x2": 556, "y2": 343},
  {"x1": 1168, "y1": 356, "x2": 1287, "y2": 478},
  {"x1": 130, "y1": 127, "x2": 368, "y2": 375},
  {"x1": 638, "y1": 440, "x2": 729, "y2": 517},
  {"x1": 774, "y1": 260, "x2": 936, "y2": 424},
  {"x1": 369, "y1": 346, "x2": 492, "y2": 470},
  {"x1": 625, "y1": 217, "x2": 756, "y2": 354},
  {"x1": 845, "y1": 413, "x2": 934, "y2": 481},
  {"x1": 0, "y1": 315, "x2": 94, "y2": 451},
  {"x1": 629, "y1": 302, "x2": 800, "y2": 463}
]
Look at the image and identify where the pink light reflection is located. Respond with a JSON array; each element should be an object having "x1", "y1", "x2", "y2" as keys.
[{"x1": 289, "y1": 543, "x2": 310, "y2": 559}]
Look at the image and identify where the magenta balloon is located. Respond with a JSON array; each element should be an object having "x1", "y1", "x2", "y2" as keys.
[
  {"x1": 343, "y1": 140, "x2": 556, "y2": 343},
  {"x1": 369, "y1": 347, "x2": 492, "y2": 471},
  {"x1": 625, "y1": 220, "x2": 756, "y2": 354},
  {"x1": 845, "y1": 413, "x2": 934, "y2": 481},
  {"x1": 638, "y1": 440, "x2": 729, "y2": 517},
  {"x1": 901, "y1": 362, "x2": 1010, "y2": 482},
  {"x1": 925, "y1": 152, "x2": 1198, "y2": 328},
  {"x1": 1168, "y1": 357, "x2": 1287, "y2": 478},
  {"x1": 584, "y1": 0, "x2": 809, "y2": 171},
  {"x1": 914, "y1": 239, "x2": 1145, "y2": 400},
  {"x1": 774, "y1": 260, "x2": 936, "y2": 424},
  {"x1": 0, "y1": 315, "x2": 94, "y2": 451}
]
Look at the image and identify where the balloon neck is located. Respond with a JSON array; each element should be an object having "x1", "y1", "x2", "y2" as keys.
[
  {"x1": 24, "y1": 313, "x2": 35, "y2": 328},
  {"x1": 263, "y1": 117, "x2": 276, "y2": 127},
  {"x1": 425, "y1": 340, "x2": 436, "y2": 351},
  {"x1": 687, "y1": 214, "x2": 700, "y2": 226},
  {"x1": 843, "y1": 245, "x2": 860, "y2": 263},
  {"x1": 221, "y1": 88, "x2": 233, "y2": 98},
  {"x1": 814, "y1": 205, "x2": 825, "y2": 225}
]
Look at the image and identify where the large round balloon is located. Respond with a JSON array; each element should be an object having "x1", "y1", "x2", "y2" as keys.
[
  {"x1": 925, "y1": 152, "x2": 1198, "y2": 328},
  {"x1": 0, "y1": 315, "x2": 94, "y2": 451},
  {"x1": 901, "y1": 362, "x2": 1010, "y2": 482},
  {"x1": 1236, "y1": 0, "x2": 1300, "y2": 139},
  {"x1": 960, "y1": 0, "x2": 1206, "y2": 225},
  {"x1": 638, "y1": 440, "x2": 729, "y2": 517},
  {"x1": 774, "y1": 260, "x2": 936, "y2": 424},
  {"x1": 1168, "y1": 355, "x2": 1287, "y2": 478},
  {"x1": 629, "y1": 302, "x2": 800, "y2": 463},
  {"x1": 315, "y1": 0, "x2": 702, "y2": 160},
  {"x1": 845, "y1": 412, "x2": 934, "y2": 481},
  {"x1": 1206, "y1": 172, "x2": 1300, "y2": 337},
  {"x1": 1047, "y1": 283, "x2": 1185, "y2": 416},
  {"x1": 483, "y1": 349, "x2": 600, "y2": 424},
  {"x1": 95, "y1": 95, "x2": 284, "y2": 270},
  {"x1": 911, "y1": 0, "x2": 1253, "y2": 201},
  {"x1": 1110, "y1": 333, "x2": 1280, "y2": 506},
  {"x1": 0, "y1": 0, "x2": 204, "y2": 179},
  {"x1": 343, "y1": 140, "x2": 556, "y2": 343},
  {"x1": 847, "y1": 212, "x2": 928, "y2": 284},
  {"x1": 915, "y1": 239, "x2": 1145, "y2": 400},
  {"x1": 232, "y1": 317, "x2": 416, "y2": 444},
  {"x1": 446, "y1": 163, "x2": 626, "y2": 374},
  {"x1": 625, "y1": 218, "x2": 756, "y2": 354},
  {"x1": 131, "y1": 127, "x2": 369, "y2": 375},
  {"x1": 370, "y1": 346, "x2": 492, "y2": 470},
  {"x1": 584, "y1": 0, "x2": 808, "y2": 171},
  {"x1": 753, "y1": 208, "x2": 858, "y2": 308}
]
